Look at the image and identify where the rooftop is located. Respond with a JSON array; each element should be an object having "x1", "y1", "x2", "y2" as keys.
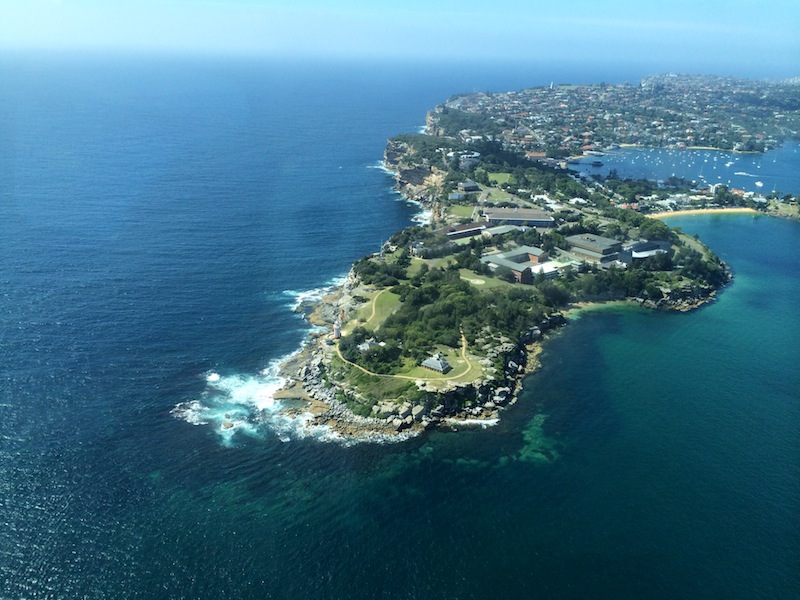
[
  {"x1": 482, "y1": 207, "x2": 555, "y2": 225},
  {"x1": 565, "y1": 233, "x2": 622, "y2": 254},
  {"x1": 421, "y1": 353, "x2": 452, "y2": 373}
]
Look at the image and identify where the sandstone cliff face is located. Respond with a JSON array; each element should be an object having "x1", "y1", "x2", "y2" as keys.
[{"x1": 383, "y1": 138, "x2": 443, "y2": 208}]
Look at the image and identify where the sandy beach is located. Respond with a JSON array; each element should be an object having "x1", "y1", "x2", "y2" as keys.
[{"x1": 649, "y1": 207, "x2": 759, "y2": 219}]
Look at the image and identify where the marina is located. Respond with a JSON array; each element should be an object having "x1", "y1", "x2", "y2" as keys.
[{"x1": 571, "y1": 142, "x2": 800, "y2": 196}]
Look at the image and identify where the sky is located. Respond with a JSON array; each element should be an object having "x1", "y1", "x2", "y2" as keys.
[{"x1": 1, "y1": 0, "x2": 798, "y2": 76}]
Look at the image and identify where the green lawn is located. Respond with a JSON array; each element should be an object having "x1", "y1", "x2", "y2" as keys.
[
  {"x1": 483, "y1": 189, "x2": 517, "y2": 202},
  {"x1": 405, "y1": 257, "x2": 427, "y2": 277},
  {"x1": 428, "y1": 257, "x2": 455, "y2": 270},
  {"x1": 767, "y1": 200, "x2": 799, "y2": 219},
  {"x1": 352, "y1": 289, "x2": 400, "y2": 328},
  {"x1": 446, "y1": 204, "x2": 476, "y2": 219},
  {"x1": 402, "y1": 347, "x2": 484, "y2": 386},
  {"x1": 371, "y1": 290, "x2": 401, "y2": 326},
  {"x1": 330, "y1": 354, "x2": 417, "y2": 400},
  {"x1": 458, "y1": 268, "x2": 514, "y2": 289},
  {"x1": 488, "y1": 172, "x2": 511, "y2": 185}
]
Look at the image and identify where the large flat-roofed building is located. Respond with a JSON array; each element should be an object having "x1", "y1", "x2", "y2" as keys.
[
  {"x1": 482, "y1": 207, "x2": 555, "y2": 228},
  {"x1": 618, "y1": 240, "x2": 671, "y2": 265},
  {"x1": 480, "y1": 245, "x2": 551, "y2": 283},
  {"x1": 565, "y1": 234, "x2": 623, "y2": 263},
  {"x1": 458, "y1": 179, "x2": 481, "y2": 192},
  {"x1": 441, "y1": 221, "x2": 487, "y2": 240}
]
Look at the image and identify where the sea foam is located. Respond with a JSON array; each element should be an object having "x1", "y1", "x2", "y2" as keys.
[
  {"x1": 172, "y1": 358, "x2": 293, "y2": 445},
  {"x1": 281, "y1": 276, "x2": 347, "y2": 312}
]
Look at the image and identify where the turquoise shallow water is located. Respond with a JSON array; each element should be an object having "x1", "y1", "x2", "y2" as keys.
[{"x1": 0, "y1": 56, "x2": 798, "y2": 598}]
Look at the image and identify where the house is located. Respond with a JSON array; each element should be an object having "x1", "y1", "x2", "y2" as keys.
[
  {"x1": 421, "y1": 353, "x2": 452, "y2": 373},
  {"x1": 480, "y1": 245, "x2": 551, "y2": 284},
  {"x1": 458, "y1": 179, "x2": 481, "y2": 193},
  {"x1": 482, "y1": 207, "x2": 555, "y2": 228},
  {"x1": 357, "y1": 340, "x2": 383, "y2": 352},
  {"x1": 454, "y1": 151, "x2": 482, "y2": 170},
  {"x1": 410, "y1": 241, "x2": 426, "y2": 256},
  {"x1": 565, "y1": 234, "x2": 623, "y2": 263}
]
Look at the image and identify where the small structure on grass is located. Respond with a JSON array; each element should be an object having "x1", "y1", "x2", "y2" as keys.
[{"x1": 421, "y1": 353, "x2": 452, "y2": 374}]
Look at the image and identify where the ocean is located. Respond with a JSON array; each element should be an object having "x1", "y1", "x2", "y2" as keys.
[{"x1": 1, "y1": 55, "x2": 798, "y2": 599}]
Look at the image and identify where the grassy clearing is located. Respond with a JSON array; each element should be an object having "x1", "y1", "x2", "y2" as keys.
[
  {"x1": 458, "y1": 268, "x2": 513, "y2": 289},
  {"x1": 452, "y1": 237, "x2": 479, "y2": 246},
  {"x1": 403, "y1": 347, "x2": 484, "y2": 386},
  {"x1": 488, "y1": 172, "x2": 511, "y2": 184},
  {"x1": 350, "y1": 289, "x2": 400, "y2": 329},
  {"x1": 676, "y1": 233, "x2": 713, "y2": 259},
  {"x1": 429, "y1": 257, "x2": 455, "y2": 270},
  {"x1": 405, "y1": 258, "x2": 426, "y2": 277},
  {"x1": 446, "y1": 204, "x2": 476, "y2": 219},
  {"x1": 330, "y1": 355, "x2": 417, "y2": 401},
  {"x1": 371, "y1": 290, "x2": 401, "y2": 327},
  {"x1": 767, "y1": 200, "x2": 799, "y2": 219},
  {"x1": 349, "y1": 370, "x2": 416, "y2": 400},
  {"x1": 483, "y1": 189, "x2": 517, "y2": 202}
]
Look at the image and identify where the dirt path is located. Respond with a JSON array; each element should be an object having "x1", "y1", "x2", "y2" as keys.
[
  {"x1": 366, "y1": 288, "x2": 386, "y2": 325},
  {"x1": 333, "y1": 332, "x2": 475, "y2": 383}
]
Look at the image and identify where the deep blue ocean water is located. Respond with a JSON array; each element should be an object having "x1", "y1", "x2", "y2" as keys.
[{"x1": 1, "y1": 55, "x2": 798, "y2": 599}]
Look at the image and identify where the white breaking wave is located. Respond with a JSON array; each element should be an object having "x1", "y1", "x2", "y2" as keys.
[
  {"x1": 446, "y1": 418, "x2": 499, "y2": 428},
  {"x1": 393, "y1": 192, "x2": 431, "y2": 225},
  {"x1": 172, "y1": 354, "x2": 426, "y2": 445},
  {"x1": 412, "y1": 208, "x2": 433, "y2": 225},
  {"x1": 171, "y1": 349, "x2": 363, "y2": 445},
  {"x1": 369, "y1": 162, "x2": 430, "y2": 225},
  {"x1": 282, "y1": 276, "x2": 347, "y2": 312},
  {"x1": 171, "y1": 363, "x2": 290, "y2": 445},
  {"x1": 367, "y1": 160, "x2": 398, "y2": 176},
  {"x1": 171, "y1": 365, "x2": 367, "y2": 445}
]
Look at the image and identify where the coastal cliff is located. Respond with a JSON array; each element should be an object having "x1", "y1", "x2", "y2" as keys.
[{"x1": 383, "y1": 137, "x2": 444, "y2": 209}]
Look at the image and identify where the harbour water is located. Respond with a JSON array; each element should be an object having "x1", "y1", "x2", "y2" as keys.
[
  {"x1": 1, "y1": 55, "x2": 798, "y2": 598},
  {"x1": 572, "y1": 142, "x2": 800, "y2": 196}
]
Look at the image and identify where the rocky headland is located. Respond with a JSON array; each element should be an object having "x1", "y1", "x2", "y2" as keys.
[{"x1": 270, "y1": 150, "x2": 730, "y2": 443}]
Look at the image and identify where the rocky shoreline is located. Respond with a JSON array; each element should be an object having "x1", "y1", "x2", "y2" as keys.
[
  {"x1": 272, "y1": 278, "x2": 726, "y2": 444},
  {"x1": 272, "y1": 264, "x2": 570, "y2": 442}
]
